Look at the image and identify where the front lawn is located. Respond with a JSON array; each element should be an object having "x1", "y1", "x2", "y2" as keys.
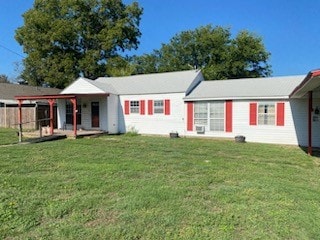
[
  {"x1": 0, "y1": 135, "x2": 319, "y2": 239},
  {"x1": 0, "y1": 127, "x2": 19, "y2": 145}
]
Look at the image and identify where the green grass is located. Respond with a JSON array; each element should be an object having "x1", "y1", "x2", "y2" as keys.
[
  {"x1": 0, "y1": 127, "x2": 19, "y2": 145},
  {"x1": 1, "y1": 134, "x2": 320, "y2": 239}
]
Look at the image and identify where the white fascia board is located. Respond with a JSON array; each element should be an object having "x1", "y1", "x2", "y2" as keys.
[{"x1": 183, "y1": 96, "x2": 290, "y2": 101}]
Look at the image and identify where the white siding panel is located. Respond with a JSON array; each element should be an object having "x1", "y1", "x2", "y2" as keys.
[
  {"x1": 185, "y1": 99, "x2": 319, "y2": 146},
  {"x1": 81, "y1": 98, "x2": 91, "y2": 129},
  {"x1": 57, "y1": 99, "x2": 66, "y2": 129},
  {"x1": 119, "y1": 93, "x2": 186, "y2": 135},
  {"x1": 107, "y1": 94, "x2": 119, "y2": 134},
  {"x1": 78, "y1": 96, "x2": 109, "y2": 130},
  {"x1": 232, "y1": 100, "x2": 300, "y2": 145}
]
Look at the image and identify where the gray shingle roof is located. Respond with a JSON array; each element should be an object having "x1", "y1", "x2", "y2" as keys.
[
  {"x1": 0, "y1": 83, "x2": 61, "y2": 101},
  {"x1": 95, "y1": 70, "x2": 203, "y2": 95},
  {"x1": 184, "y1": 75, "x2": 305, "y2": 101}
]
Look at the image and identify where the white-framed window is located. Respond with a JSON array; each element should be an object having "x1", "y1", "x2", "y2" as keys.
[
  {"x1": 154, "y1": 100, "x2": 164, "y2": 114},
  {"x1": 210, "y1": 102, "x2": 224, "y2": 131},
  {"x1": 258, "y1": 103, "x2": 275, "y2": 125},
  {"x1": 194, "y1": 102, "x2": 208, "y2": 125},
  {"x1": 194, "y1": 101, "x2": 225, "y2": 132},
  {"x1": 130, "y1": 101, "x2": 140, "y2": 113}
]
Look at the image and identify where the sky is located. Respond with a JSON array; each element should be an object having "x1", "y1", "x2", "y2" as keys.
[{"x1": 1, "y1": 0, "x2": 320, "y2": 81}]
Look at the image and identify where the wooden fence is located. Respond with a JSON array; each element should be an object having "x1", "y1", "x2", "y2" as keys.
[{"x1": 0, "y1": 106, "x2": 37, "y2": 129}]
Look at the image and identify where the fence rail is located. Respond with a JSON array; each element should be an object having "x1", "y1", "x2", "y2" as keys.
[{"x1": 16, "y1": 118, "x2": 53, "y2": 142}]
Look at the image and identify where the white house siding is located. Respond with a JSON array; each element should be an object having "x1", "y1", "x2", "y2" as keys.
[
  {"x1": 57, "y1": 99, "x2": 66, "y2": 130},
  {"x1": 107, "y1": 94, "x2": 119, "y2": 134},
  {"x1": 185, "y1": 99, "x2": 320, "y2": 147},
  {"x1": 290, "y1": 98, "x2": 320, "y2": 147},
  {"x1": 232, "y1": 100, "x2": 299, "y2": 145},
  {"x1": 119, "y1": 93, "x2": 186, "y2": 135}
]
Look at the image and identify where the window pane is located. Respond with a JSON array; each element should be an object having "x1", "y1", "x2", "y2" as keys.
[
  {"x1": 258, "y1": 105, "x2": 265, "y2": 113},
  {"x1": 210, "y1": 119, "x2": 224, "y2": 131},
  {"x1": 154, "y1": 100, "x2": 164, "y2": 114},
  {"x1": 194, "y1": 119, "x2": 208, "y2": 125},
  {"x1": 194, "y1": 102, "x2": 208, "y2": 128},
  {"x1": 258, "y1": 103, "x2": 275, "y2": 125},
  {"x1": 209, "y1": 101, "x2": 224, "y2": 132},
  {"x1": 130, "y1": 101, "x2": 139, "y2": 113},
  {"x1": 194, "y1": 102, "x2": 207, "y2": 118}
]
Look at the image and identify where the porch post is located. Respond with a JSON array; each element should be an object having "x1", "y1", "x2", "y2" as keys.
[
  {"x1": 70, "y1": 97, "x2": 77, "y2": 138},
  {"x1": 18, "y1": 100, "x2": 23, "y2": 143},
  {"x1": 48, "y1": 99, "x2": 55, "y2": 135},
  {"x1": 308, "y1": 91, "x2": 313, "y2": 155}
]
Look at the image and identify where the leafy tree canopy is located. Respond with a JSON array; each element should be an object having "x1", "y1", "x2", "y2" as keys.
[
  {"x1": 15, "y1": 0, "x2": 143, "y2": 88},
  {"x1": 131, "y1": 25, "x2": 272, "y2": 80}
]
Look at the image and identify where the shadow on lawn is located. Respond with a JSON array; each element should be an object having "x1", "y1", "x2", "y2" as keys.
[{"x1": 299, "y1": 146, "x2": 320, "y2": 157}]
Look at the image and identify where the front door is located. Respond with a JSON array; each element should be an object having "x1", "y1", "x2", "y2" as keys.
[{"x1": 91, "y1": 102, "x2": 99, "y2": 128}]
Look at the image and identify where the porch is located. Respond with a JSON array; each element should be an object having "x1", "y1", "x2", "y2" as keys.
[
  {"x1": 22, "y1": 129, "x2": 107, "y2": 143},
  {"x1": 14, "y1": 93, "x2": 109, "y2": 143},
  {"x1": 290, "y1": 69, "x2": 320, "y2": 155}
]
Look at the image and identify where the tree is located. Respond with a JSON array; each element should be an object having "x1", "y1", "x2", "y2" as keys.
[
  {"x1": 105, "y1": 56, "x2": 135, "y2": 77},
  {"x1": 131, "y1": 25, "x2": 271, "y2": 80},
  {"x1": 0, "y1": 74, "x2": 10, "y2": 83},
  {"x1": 15, "y1": 0, "x2": 143, "y2": 88}
]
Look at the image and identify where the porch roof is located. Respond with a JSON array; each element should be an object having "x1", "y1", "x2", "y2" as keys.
[
  {"x1": 290, "y1": 69, "x2": 320, "y2": 98},
  {"x1": 14, "y1": 93, "x2": 109, "y2": 101}
]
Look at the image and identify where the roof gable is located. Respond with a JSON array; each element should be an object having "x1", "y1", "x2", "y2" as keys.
[
  {"x1": 60, "y1": 77, "x2": 106, "y2": 94},
  {"x1": 185, "y1": 75, "x2": 305, "y2": 101}
]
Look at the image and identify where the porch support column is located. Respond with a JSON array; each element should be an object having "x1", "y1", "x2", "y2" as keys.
[
  {"x1": 70, "y1": 97, "x2": 77, "y2": 138},
  {"x1": 308, "y1": 91, "x2": 313, "y2": 155},
  {"x1": 48, "y1": 99, "x2": 55, "y2": 135},
  {"x1": 18, "y1": 99, "x2": 23, "y2": 143}
]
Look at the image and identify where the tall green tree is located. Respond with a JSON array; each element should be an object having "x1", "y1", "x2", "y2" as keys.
[
  {"x1": 105, "y1": 56, "x2": 135, "y2": 77},
  {"x1": 15, "y1": 0, "x2": 143, "y2": 88},
  {"x1": 132, "y1": 25, "x2": 271, "y2": 80}
]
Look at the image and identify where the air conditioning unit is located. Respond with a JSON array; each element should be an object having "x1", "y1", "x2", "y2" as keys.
[{"x1": 195, "y1": 125, "x2": 205, "y2": 134}]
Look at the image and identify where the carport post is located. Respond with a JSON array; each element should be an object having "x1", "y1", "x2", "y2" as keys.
[
  {"x1": 48, "y1": 99, "x2": 55, "y2": 135},
  {"x1": 70, "y1": 97, "x2": 77, "y2": 138}
]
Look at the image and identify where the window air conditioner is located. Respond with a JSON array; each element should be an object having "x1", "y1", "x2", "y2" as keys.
[{"x1": 195, "y1": 125, "x2": 205, "y2": 134}]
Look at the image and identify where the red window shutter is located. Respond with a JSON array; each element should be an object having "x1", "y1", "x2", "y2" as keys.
[
  {"x1": 140, "y1": 100, "x2": 145, "y2": 115},
  {"x1": 164, "y1": 99, "x2": 170, "y2": 115},
  {"x1": 124, "y1": 100, "x2": 130, "y2": 115},
  {"x1": 187, "y1": 102, "x2": 194, "y2": 131},
  {"x1": 276, "y1": 102, "x2": 285, "y2": 126},
  {"x1": 249, "y1": 103, "x2": 257, "y2": 125},
  {"x1": 148, "y1": 100, "x2": 153, "y2": 115},
  {"x1": 225, "y1": 100, "x2": 233, "y2": 132}
]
